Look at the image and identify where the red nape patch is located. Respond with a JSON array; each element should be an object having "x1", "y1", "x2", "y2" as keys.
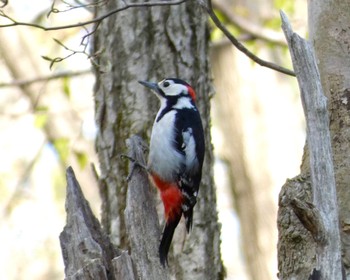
[
  {"x1": 187, "y1": 85, "x2": 196, "y2": 102},
  {"x1": 150, "y1": 174, "x2": 183, "y2": 222}
]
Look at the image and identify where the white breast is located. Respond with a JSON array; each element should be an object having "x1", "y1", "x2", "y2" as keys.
[{"x1": 148, "y1": 110, "x2": 184, "y2": 181}]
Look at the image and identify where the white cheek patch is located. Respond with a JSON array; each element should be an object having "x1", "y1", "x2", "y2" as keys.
[{"x1": 160, "y1": 83, "x2": 188, "y2": 97}]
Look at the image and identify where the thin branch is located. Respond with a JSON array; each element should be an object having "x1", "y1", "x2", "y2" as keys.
[
  {"x1": 0, "y1": 70, "x2": 91, "y2": 88},
  {"x1": 48, "y1": 0, "x2": 106, "y2": 15},
  {"x1": 81, "y1": 21, "x2": 100, "y2": 46},
  {"x1": 42, "y1": 38, "x2": 91, "y2": 69},
  {"x1": 1, "y1": 0, "x2": 294, "y2": 76},
  {"x1": 0, "y1": 0, "x2": 7, "y2": 8},
  {"x1": 0, "y1": 0, "x2": 187, "y2": 30},
  {"x1": 201, "y1": 0, "x2": 295, "y2": 77},
  {"x1": 212, "y1": 0, "x2": 287, "y2": 47}
]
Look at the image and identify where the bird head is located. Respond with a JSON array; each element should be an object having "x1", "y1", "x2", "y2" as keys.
[{"x1": 138, "y1": 78, "x2": 197, "y2": 102}]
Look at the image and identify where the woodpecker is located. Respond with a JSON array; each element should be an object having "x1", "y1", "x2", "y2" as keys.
[{"x1": 139, "y1": 78, "x2": 205, "y2": 266}]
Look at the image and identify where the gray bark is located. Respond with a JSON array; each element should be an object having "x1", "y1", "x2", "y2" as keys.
[
  {"x1": 60, "y1": 136, "x2": 170, "y2": 279},
  {"x1": 278, "y1": 174, "x2": 316, "y2": 279},
  {"x1": 308, "y1": 1, "x2": 350, "y2": 278},
  {"x1": 60, "y1": 167, "x2": 129, "y2": 280},
  {"x1": 279, "y1": 1, "x2": 350, "y2": 278},
  {"x1": 124, "y1": 136, "x2": 169, "y2": 280},
  {"x1": 92, "y1": 0, "x2": 224, "y2": 278},
  {"x1": 278, "y1": 12, "x2": 342, "y2": 280}
]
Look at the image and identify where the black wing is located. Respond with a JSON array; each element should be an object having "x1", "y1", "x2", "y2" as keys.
[{"x1": 173, "y1": 108, "x2": 205, "y2": 231}]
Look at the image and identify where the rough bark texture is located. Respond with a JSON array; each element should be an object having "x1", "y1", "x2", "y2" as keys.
[
  {"x1": 124, "y1": 136, "x2": 169, "y2": 280},
  {"x1": 60, "y1": 137, "x2": 171, "y2": 279},
  {"x1": 308, "y1": 1, "x2": 350, "y2": 277},
  {"x1": 278, "y1": 174, "x2": 316, "y2": 279},
  {"x1": 277, "y1": 12, "x2": 342, "y2": 279},
  {"x1": 92, "y1": 1, "x2": 224, "y2": 278},
  {"x1": 60, "y1": 167, "x2": 127, "y2": 280}
]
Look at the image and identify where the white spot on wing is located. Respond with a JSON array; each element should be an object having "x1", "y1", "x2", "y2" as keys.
[{"x1": 182, "y1": 127, "x2": 198, "y2": 171}]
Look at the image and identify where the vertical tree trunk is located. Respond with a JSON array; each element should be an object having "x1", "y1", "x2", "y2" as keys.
[
  {"x1": 211, "y1": 0, "x2": 294, "y2": 278},
  {"x1": 308, "y1": 1, "x2": 350, "y2": 277},
  {"x1": 211, "y1": 44, "x2": 272, "y2": 280},
  {"x1": 92, "y1": 1, "x2": 224, "y2": 278},
  {"x1": 278, "y1": 2, "x2": 348, "y2": 278}
]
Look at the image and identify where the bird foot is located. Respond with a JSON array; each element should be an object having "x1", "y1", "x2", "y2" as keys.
[{"x1": 120, "y1": 154, "x2": 149, "y2": 181}]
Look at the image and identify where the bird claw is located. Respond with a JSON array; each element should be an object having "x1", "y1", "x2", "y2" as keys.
[{"x1": 120, "y1": 154, "x2": 149, "y2": 181}]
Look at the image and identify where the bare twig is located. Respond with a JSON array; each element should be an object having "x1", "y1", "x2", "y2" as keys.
[
  {"x1": 0, "y1": 0, "x2": 7, "y2": 8},
  {"x1": 201, "y1": 0, "x2": 295, "y2": 77},
  {"x1": 1, "y1": 0, "x2": 187, "y2": 69},
  {"x1": 0, "y1": 70, "x2": 90, "y2": 88},
  {"x1": 1, "y1": 0, "x2": 294, "y2": 76},
  {"x1": 48, "y1": 0, "x2": 105, "y2": 16},
  {"x1": 212, "y1": 0, "x2": 287, "y2": 47},
  {"x1": 0, "y1": 0, "x2": 187, "y2": 30},
  {"x1": 42, "y1": 38, "x2": 91, "y2": 69}
]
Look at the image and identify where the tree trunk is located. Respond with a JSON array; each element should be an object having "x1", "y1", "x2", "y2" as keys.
[
  {"x1": 211, "y1": 44, "x2": 273, "y2": 280},
  {"x1": 308, "y1": 1, "x2": 350, "y2": 277},
  {"x1": 277, "y1": 2, "x2": 348, "y2": 279},
  {"x1": 210, "y1": 0, "x2": 298, "y2": 278},
  {"x1": 91, "y1": 1, "x2": 224, "y2": 279}
]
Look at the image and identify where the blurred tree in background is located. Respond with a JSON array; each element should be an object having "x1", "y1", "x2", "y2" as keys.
[{"x1": 0, "y1": 0, "x2": 306, "y2": 279}]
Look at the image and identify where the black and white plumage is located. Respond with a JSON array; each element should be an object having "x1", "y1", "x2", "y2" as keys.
[{"x1": 139, "y1": 78, "x2": 205, "y2": 266}]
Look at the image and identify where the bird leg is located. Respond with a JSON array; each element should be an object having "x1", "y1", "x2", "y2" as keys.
[{"x1": 120, "y1": 154, "x2": 149, "y2": 181}]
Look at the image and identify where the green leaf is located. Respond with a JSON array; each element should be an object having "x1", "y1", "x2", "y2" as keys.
[
  {"x1": 53, "y1": 38, "x2": 67, "y2": 49},
  {"x1": 53, "y1": 138, "x2": 70, "y2": 163},
  {"x1": 74, "y1": 151, "x2": 88, "y2": 169},
  {"x1": 41, "y1": 55, "x2": 53, "y2": 61},
  {"x1": 34, "y1": 113, "x2": 48, "y2": 129},
  {"x1": 62, "y1": 77, "x2": 71, "y2": 98},
  {"x1": 34, "y1": 106, "x2": 48, "y2": 113}
]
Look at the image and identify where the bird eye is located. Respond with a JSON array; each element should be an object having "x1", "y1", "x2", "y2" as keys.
[{"x1": 163, "y1": 81, "x2": 170, "y2": 87}]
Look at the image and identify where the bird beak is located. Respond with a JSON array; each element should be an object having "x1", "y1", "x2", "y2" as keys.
[{"x1": 138, "y1": 80, "x2": 161, "y2": 95}]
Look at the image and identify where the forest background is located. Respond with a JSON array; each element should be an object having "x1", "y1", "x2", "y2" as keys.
[{"x1": 0, "y1": 0, "x2": 306, "y2": 279}]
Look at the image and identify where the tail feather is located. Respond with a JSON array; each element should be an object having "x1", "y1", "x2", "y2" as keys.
[{"x1": 159, "y1": 214, "x2": 181, "y2": 266}]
